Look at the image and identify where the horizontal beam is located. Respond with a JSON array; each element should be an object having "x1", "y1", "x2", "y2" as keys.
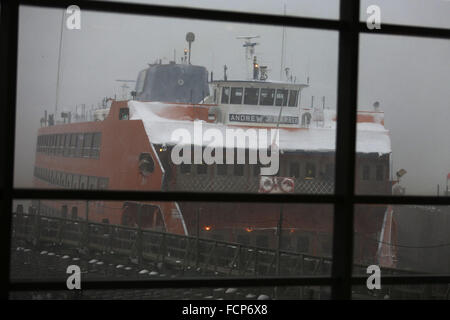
[
  {"x1": 10, "y1": 274, "x2": 450, "y2": 291},
  {"x1": 358, "y1": 22, "x2": 450, "y2": 40},
  {"x1": 10, "y1": 188, "x2": 450, "y2": 205},
  {"x1": 12, "y1": 188, "x2": 336, "y2": 203},
  {"x1": 10, "y1": 276, "x2": 333, "y2": 291}
]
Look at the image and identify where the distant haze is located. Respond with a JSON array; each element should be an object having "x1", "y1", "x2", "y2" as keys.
[{"x1": 15, "y1": 0, "x2": 450, "y2": 195}]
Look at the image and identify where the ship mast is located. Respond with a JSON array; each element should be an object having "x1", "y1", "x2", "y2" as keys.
[{"x1": 236, "y1": 35, "x2": 260, "y2": 80}]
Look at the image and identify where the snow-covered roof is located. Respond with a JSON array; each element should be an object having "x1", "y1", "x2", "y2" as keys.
[{"x1": 128, "y1": 101, "x2": 391, "y2": 155}]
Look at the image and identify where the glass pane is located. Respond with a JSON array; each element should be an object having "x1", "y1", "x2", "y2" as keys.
[
  {"x1": 221, "y1": 87, "x2": 230, "y2": 104},
  {"x1": 354, "y1": 205, "x2": 450, "y2": 275},
  {"x1": 357, "y1": 34, "x2": 450, "y2": 196},
  {"x1": 288, "y1": 90, "x2": 298, "y2": 107},
  {"x1": 260, "y1": 88, "x2": 275, "y2": 106},
  {"x1": 230, "y1": 87, "x2": 243, "y2": 104},
  {"x1": 244, "y1": 88, "x2": 259, "y2": 105},
  {"x1": 275, "y1": 89, "x2": 288, "y2": 106},
  {"x1": 15, "y1": 6, "x2": 338, "y2": 195},
  {"x1": 11, "y1": 200, "x2": 333, "y2": 284},
  {"x1": 360, "y1": 0, "x2": 450, "y2": 29}
]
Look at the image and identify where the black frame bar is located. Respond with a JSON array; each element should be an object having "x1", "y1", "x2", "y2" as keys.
[
  {"x1": 10, "y1": 190, "x2": 450, "y2": 205},
  {"x1": 10, "y1": 274, "x2": 450, "y2": 292},
  {"x1": 2, "y1": 0, "x2": 450, "y2": 300}
]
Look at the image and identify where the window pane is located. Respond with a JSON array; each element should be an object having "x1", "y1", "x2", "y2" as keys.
[
  {"x1": 15, "y1": 7, "x2": 338, "y2": 196},
  {"x1": 217, "y1": 164, "x2": 227, "y2": 176},
  {"x1": 244, "y1": 87, "x2": 259, "y2": 105},
  {"x1": 260, "y1": 88, "x2": 275, "y2": 106},
  {"x1": 11, "y1": 200, "x2": 333, "y2": 287},
  {"x1": 289, "y1": 162, "x2": 300, "y2": 178},
  {"x1": 230, "y1": 87, "x2": 243, "y2": 104},
  {"x1": 275, "y1": 89, "x2": 289, "y2": 106},
  {"x1": 83, "y1": 133, "x2": 93, "y2": 157},
  {"x1": 288, "y1": 90, "x2": 298, "y2": 107},
  {"x1": 357, "y1": 34, "x2": 450, "y2": 196},
  {"x1": 221, "y1": 87, "x2": 230, "y2": 104},
  {"x1": 354, "y1": 205, "x2": 450, "y2": 276}
]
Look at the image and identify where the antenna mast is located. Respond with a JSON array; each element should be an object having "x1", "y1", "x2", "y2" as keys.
[
  {"x1": 115, "y1": 80, "x2": 136, "y2": 100},
  {"x1": 236, "y1": 35, "x2": 260, "y2": 80},
  {"x1": 55, "y1": 9, "x2": 65, "y2": 115}
]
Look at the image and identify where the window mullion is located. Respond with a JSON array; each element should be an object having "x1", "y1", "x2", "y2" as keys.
[
  {"x1": 0, "y1": 0, "x2": 19, "y2": 301},
  {"x1": 331, "y1": 0, "x2": 360, "y2": 300}
]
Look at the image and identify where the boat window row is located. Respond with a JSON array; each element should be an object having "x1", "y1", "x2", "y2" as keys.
[
  {"x1": 177, "y1": 161, "x2": 334, "y2": 180},
  {"x1": 221, "y1": 87, "x2": 299, "y2": 107},
  {"x1": 36, "y1": 132, "x2": 102, "y2": 159},
  {"x1": 34, "y1": 166, "x2": 109, "y2": 190}
]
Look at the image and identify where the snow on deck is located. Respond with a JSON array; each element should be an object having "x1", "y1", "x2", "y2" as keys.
[{"x1": 128, "y1": 101, "x2": 391, "y2": 155}]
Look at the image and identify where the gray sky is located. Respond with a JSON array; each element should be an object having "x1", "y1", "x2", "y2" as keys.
[{"x1": 14, "y1": 1, "x2": 450, "y2": 195}]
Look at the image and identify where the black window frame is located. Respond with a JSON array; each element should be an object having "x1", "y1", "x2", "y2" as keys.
[{"x1": 2, "y1": 0, "x2": 450, "y2": 300}]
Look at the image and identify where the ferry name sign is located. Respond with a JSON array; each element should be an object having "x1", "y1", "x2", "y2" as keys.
[{"x1": 229, "y1": 113, "x2": 299, "y2": 125}]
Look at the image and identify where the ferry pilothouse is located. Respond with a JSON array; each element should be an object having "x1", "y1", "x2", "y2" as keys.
[{"x1": 32, "y1": 37, "x2": 397, "y2": 267}]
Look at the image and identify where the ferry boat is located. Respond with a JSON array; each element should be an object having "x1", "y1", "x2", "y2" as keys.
[{"x1": 32, "y1": 37, "x2": 396, "y2": 267}]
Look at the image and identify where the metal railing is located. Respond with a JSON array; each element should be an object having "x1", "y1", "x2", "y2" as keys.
[{"x1": 11, "y1": 212, "x2": 450, "y2": 299}]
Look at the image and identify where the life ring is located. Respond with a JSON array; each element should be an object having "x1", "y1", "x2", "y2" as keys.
[
  {"x1": 259, "y1": 176, "x2": 275, "y2": 193},
  {"x1": 178, "y1": 79, "x2": 184, "y2": 86},
  {"x1": 279, "y1": 177, "x2": 295, "y2": 193}
]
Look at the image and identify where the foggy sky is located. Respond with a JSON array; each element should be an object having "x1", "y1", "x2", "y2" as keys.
[{"x1": 14, "y1": 0, "x2": 450, "y2": 195}]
